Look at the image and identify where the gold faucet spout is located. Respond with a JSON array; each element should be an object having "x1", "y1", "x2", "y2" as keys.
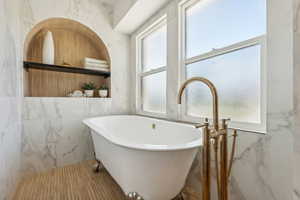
[{"x1": 177, "y1": 77, "x2": 219, "y2": 131}]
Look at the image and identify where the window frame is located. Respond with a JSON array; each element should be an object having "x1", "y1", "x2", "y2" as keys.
[
  {"x1": 136, "y1": 16, "x2": 168, "y2": 118},
  {"x1": 178, "y1": 0, "x2": 267, "y2": 133}
]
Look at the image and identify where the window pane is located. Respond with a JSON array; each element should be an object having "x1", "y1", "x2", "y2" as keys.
[
  {"x1": 142, "y1": 25, "x2": 167, "y2": 71},
  {"x1": 186, "y1": 0, "x2": 266, "y2": 58},
  {"x1": 186, "y1": 45, "x2": 261, "y2": 123},
  {"x1": 142, "y1": 71, "x2": 166, "y2": 113}
]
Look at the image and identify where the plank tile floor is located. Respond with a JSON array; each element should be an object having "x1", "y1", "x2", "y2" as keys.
[
  {"x1": 13, "y1": 160, "x2": 195, "y2": 200},
  {"x1": 13, "y1": 161, "x2": 126, "y2": 200}
]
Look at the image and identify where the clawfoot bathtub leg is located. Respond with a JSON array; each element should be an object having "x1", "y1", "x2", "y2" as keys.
[
  {"x1": 126, "y1": 192, "x2": 144, "y2": 200},
  {"x1": 93, "y1": 160, "x2": 104, "y2": 173}
]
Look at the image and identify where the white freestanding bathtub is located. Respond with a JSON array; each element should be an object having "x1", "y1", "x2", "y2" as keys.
[{"x1": 83, "y1": 115, "x2": 202, "y2": 200}]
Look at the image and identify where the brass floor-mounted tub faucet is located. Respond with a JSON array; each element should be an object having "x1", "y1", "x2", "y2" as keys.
[{"x1": 178, "y1": 77, "x2": 238, "y2": 200}]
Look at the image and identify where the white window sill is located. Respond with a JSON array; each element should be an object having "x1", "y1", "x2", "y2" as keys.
[{"x1": 136, "y1": 110, "x2": 167, "y2": 119}]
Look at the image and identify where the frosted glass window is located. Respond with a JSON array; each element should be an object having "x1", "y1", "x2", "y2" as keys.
[
  {"x1": 186, "y1": 0, "x2": 266, "y2": 58},
  {"x1": 142, "y1": 25, "x2": 167, "y2": 71},
  {"x1": 142, "y1": 71, "x2": 166, "y2": 113},
  {"x1": 186, "y1": 45, "x2": 261, "y2": 123}
]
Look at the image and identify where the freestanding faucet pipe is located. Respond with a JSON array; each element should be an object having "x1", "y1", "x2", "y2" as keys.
[
  {"x1": 178, "y1": 77, "x2": 219, "y2": 200},
  {"x1": 177, "y1": 77, "x2": 219, "y2": 131},
  {"x1": 177, "y1": 77, "x2": 237, "y2": 200}
]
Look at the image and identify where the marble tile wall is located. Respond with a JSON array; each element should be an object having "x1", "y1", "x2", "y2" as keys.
[
  {"x1": 14, "y1": 0, "x2": 300, "y2": 199},
  {"x1": 294, "y1": 0, "x2": 300, "y2": 199},
  {"x1": 20, "y1": 0, "x2": 132, "y2": 177},
  {"x1": 187, "y1": 0, "x2": 295, "y2": 198},
  {"x1": 131, "y1": 0, "x2": 295, "y2": 199},
  {"x1": 22, "y1": 97, "x2": 112, "y2": 177},
  {"x1": 185, "y1": 115, "x2": 294, "y2": 200},
  {"x1": 21, "y1": 0, "x2": 131, "y2": 114},
  {"x1": 0, "y1": 0, "x2": 22, "y2": 199}
]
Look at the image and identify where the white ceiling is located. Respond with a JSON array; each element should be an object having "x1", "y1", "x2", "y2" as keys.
[{"x1": 111, "y1": 0, "x2": 171, "y2": 34}]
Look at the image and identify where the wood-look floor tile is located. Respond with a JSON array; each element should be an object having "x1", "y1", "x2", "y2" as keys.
[{"x1": 13, "y1": 160, "x2": 195, "y2": 200}]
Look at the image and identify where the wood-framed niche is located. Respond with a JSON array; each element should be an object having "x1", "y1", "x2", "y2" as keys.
[{"x1": 23, "y1": 18, "x2": 111, "y2": 97}]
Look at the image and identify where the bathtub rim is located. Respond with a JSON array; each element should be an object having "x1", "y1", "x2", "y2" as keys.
[{"x1": 83, "y1": 115, "x2": 202, "y2": 152}]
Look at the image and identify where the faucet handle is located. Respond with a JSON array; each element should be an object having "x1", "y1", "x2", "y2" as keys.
[
  {"x1": 204, "y1": 118, "x2": 209, "y2": 123},
  {"x1": 222, "y1": 118, "x2": 231, "y2": 122},
  {"x1": 194, "y1": 123, "x2": 208, "y2": 129},
  {"x1": 221, "y1": 118, "x2": 231, "y2": 129},
  {"x1": 221, "y1": 118, "x2": 231, "y2": 125}
]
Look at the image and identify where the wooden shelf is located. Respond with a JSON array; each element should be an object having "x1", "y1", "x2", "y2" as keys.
[
  {"x1": 24, "y1": 61, "x2": 110, "y2": 78},
  {"x1": 23, "y1": 18, "x2": 111, "y2": 97}
]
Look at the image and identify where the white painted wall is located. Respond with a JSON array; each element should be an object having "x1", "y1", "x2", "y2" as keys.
[
  {"x1": 113, "y1": 0, "x2": 137, "y2": 26},
  {"x1": 113, "y1": 0, "x2": 173, "y2": 34}
]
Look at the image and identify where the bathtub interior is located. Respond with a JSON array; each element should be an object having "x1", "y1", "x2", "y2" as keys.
[{"x1": 84, "y1": 115, "x2": 202, "y2": 150}]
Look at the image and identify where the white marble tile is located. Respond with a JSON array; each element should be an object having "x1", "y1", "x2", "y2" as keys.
[
  {"x1": 23, "y1": 97, "x2": 88, "y2": 120},
  {"x1": 17, "y1": 1, "x2": 299, "y2": 200},
  {"x1": 294, "y1": 148, "x2": 300, "y2": 200},
  {"x1": 86, "y1": 98, "x2": 112, "y2": 117},
  {"x1": 294, "y1": 1, "x2": 300, "y2": 199},
  {"x1": 21, "y1": 0, "x2": 131, "y2": 116},
  {"x1": 20, "y1": 0, "x2": 132, "y2": 178},
  {"x1": 0, "y1": 0, "x2": 22, "y2": 199},
  {"x1": 130, "y1": 0, "x2": 296, "y2": 200},
  {"x1": 22, "y1": 97, "x2": 113, "y2": 176},
  {"x1": 22, "y1": 117, "x2": 94, "y2": 176},
  {"x1": 0, "y1": 124, "x2": 21, "y2": 200}
]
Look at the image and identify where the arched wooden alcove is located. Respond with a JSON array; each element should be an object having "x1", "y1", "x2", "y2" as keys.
[{"x1": 24, "y1": 18, "x2": 111, "y2": 97}]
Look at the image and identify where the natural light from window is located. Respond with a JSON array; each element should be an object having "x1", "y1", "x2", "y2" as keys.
[
  {"x1": 142, "y1": 25, "x2": 167, "y2": 71},
  {"x1": 183, "y1": 0, "x2": 266, "y2": 125},
  {"x1": 186, "y1": 45, "x2": 261, "y2": 123},
  {"x1": 139, "y1": 21, "x2": 167, "y2": 114},
  {"x1": 186, "y1": 0, "x2": 266, "y2": 58}
]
